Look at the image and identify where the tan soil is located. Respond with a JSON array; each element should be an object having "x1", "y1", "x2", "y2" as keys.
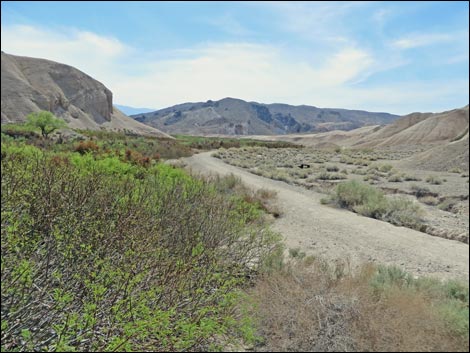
[{"x1": 184, "y1": 151, "x2": 469, "y2": 282}]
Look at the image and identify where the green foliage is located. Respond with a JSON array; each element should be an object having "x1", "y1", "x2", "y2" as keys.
[
  {"x1": 1, "y1": 141, "x2": 279, "y2": 351},
  {"x1": 25, "y1": 111, "x2": 67, "y2": 138},
  {"x1": 330, "y1": 180, "x2": 423, "y2": 229},
  {"x1": 381, "y1": 197, "x2": 424, "y2": 229},
  {"x1": 334, "y1": 180, "x2": 387, "y2": 216}
]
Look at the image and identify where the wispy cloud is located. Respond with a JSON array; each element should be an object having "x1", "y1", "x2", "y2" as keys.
[{"x1": 392, "y1": 32, "x2": 459, "y2": 49}]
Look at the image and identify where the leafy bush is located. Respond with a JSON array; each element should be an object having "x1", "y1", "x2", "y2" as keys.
[
  {"x1": 1, "y1": 143, "x2": 279, "y2": 351},
  {"x1": 26, "y1": 111, "x2": 67, "y2": 138}
]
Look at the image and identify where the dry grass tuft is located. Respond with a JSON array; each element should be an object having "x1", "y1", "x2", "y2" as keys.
[{"x1": 248, "y1": 260, "x2": 468, "y2": 352}]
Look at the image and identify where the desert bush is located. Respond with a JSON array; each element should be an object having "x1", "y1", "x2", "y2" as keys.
[
  {"x1": 411, "y1": 184, "x2": 434, "y2": 198},
  {"x1": 378, "y1": 164, "x2": 393, "y2": 173},
  {"x1": 351, "y1": 168, "x2": 367, "y2": 175},
  {"x1": 363, "y1": 173, "x2": 381, "y2": 182},
  {"x1": 249, "y1": 260, "x2": 468, "y2": 352},
  {"x1": 1, "y1": 143, "x2": 279, "y2": 352},
  {"x1": 438, "y1": 198, "x2": 457, "y2": 213},
  {"x1": 353, "y1": 159, "x2": 370, "y2": 166},
  {"x1": 333, "y1": 180, "x2": 387, "y2": 218},
  {"x1": 381, "y1": 197, "x2": 424, "y2": 230},
  {"x1": 316, "y1": 172, "x2": 347, "y2": 181},
  {"x1": 419, "y1": 196, "x2": 440, "y2": 206},
  {"x1": 329, "y1": 181, "x2": 423, "y2": 228},
  {"x1": 426, "y1": 175, "x2": 443, "y2": 185},
  {"x1": 326, "y1": 165, "x2": 339, "y2": 172},
  {"x1": 387, "y1": 174, "x2": 403, "y2": 182},
  {"x1": 340, "y1": 156, "x2": 355, "y2": 164},
  {"x1": 209, "y1": 174, "x2": 281, "y2": 218},
  {"x1": 403, "y1": 174, "x2": 421, "y2": 181},
  {"x1": 74, "y1": 140, "x2": 100, "y2": 154}
]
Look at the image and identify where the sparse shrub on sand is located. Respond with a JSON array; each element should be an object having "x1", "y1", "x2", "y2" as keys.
[{"x1": 328, "y1": 180, "x2": 423, "y2": 230}]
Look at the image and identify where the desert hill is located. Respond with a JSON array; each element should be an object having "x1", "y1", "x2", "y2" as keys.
[
  {"x1": 353, "y1": 106, "x2": 469, "y2": 148},
  {"x1": 132, "y1": 97, "x2": 399, "y2": 135},
  {"x1": 1, "y1": 52, "x2": 170, "y2": 137},
  {"x1": 248, "y1": 105, "x2": 469, "y2": 171}
]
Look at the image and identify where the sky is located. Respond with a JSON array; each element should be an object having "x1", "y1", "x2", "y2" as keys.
[{"x1": 1, "y1": 1, "x2": 469, "y2": 114}]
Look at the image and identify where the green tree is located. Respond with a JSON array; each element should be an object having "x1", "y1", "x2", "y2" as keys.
[{"x1": 26, "y1": 111, "x2": 67, "y2": 138}]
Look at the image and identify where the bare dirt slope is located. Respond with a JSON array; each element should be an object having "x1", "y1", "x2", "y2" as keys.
[{"x1": 184, "y1": 151, "x2": 469, "y2": 282}]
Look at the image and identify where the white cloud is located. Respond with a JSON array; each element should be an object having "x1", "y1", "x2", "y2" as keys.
[
  {"x1": 1, "y1": 25, "x2": 131, "y2": 83},
  {"x1": 1, "y1": 24, "x2": 467, "y2": 114},
  {"x1": 392, "y1": 33, "x2": 456, "y2": 49}
]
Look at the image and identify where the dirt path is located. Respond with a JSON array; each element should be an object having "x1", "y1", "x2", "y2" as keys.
[{"x1": 183, "y1": 152, "x2": 469, "y2": 282}]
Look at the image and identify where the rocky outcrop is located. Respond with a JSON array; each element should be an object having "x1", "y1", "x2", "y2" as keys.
[{"x1": 1, "y1": 52, "x2": 170, "y2": 138}]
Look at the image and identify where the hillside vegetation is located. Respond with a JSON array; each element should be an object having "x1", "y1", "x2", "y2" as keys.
[{"x1": 1, "y1": 128, "x2": 468, "y2": 352}]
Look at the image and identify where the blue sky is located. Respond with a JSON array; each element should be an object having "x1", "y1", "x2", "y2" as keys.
[{"x1": 1, "y1": 1, "x2": 468, "y2": 114}]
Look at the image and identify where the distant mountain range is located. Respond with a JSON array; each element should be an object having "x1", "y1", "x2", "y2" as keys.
[
  {"x1": 1, "y1": 52, "x2": 170, "y2": 138},
  {"x1": 131, "y1": 97, "x2": 400, "y2": 136},
  {"x1": 114, "y1": 105, "x2": 155, "y2": 116}
]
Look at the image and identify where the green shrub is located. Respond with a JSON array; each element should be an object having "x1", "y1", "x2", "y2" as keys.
[
  {"x1": 331, "y1": 181, "x2": 423, "y2": 228},
  {"x1": 1, "y1": 143, "x2": 279, "y2": 351},
  {"x1": 26, "y1": 111, "x2": 67, "y2": 138},
  {"x1": 381, "y1": 197, "x2": 423, "y2": 229},
  {"x1": 334, "y1": 180, "x2": 387, "y2": 218}
]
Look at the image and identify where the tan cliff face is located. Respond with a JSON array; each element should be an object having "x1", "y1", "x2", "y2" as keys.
[{"x1": 1, "y1": 52, "x2": 171, "y2": 137}]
